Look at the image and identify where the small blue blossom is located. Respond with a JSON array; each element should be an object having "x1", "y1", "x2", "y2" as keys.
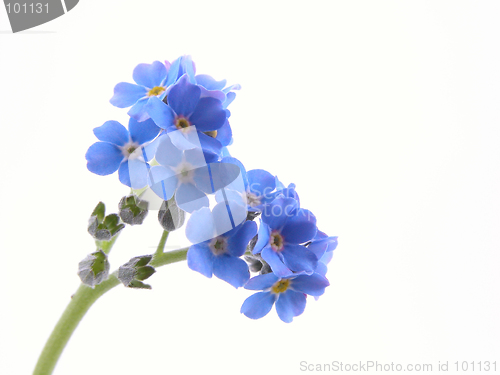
[
  {"x1": 145, "y1": 74, "x2": 228, "y2": 157},
  {"x1": 253, "y1": 196, "x2": 318, "y2": 277},
  {"x1": 148, "y1": 133, "x2": 212, "y2": 213},
  {"x1": 85, "y1": 118, "x2": 160, "y2": 188},
  {"x1": 240, "y1": 272, "x2": 329, "y2": 322},
  {"x1": 215, "y1": 157, "x2": 278, "y2": 212},
  {"x1": 186, "y1": 205, "x2": 257, "y2": 288},
  {"x1": 110, "y1": 56, "x2": 195, "y2": 122},
  {"x1": 307, "y1": 231, "x2": 338, "y2": 276}
]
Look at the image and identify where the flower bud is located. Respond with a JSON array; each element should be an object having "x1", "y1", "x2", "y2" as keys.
[
  {"x1": 88, "y1": 202, "x2": 125, "y2": 241},
  {"x1": 118, "y1": 195, "x2": 149, "y2": 225},
  {"x1": 158, "y1": 198, "x2": 185, "y2": 232},
  {"x1": 118, "y1": 255, "x2": 156, "y2": 289},
  {"x1": 77, "y1": 250, "x2": 110, "y2": 288}
]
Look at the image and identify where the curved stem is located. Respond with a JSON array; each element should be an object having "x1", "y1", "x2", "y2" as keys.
[
  {"x1": 33, "y1": 276, "x2": 120, "y2": 375},
  {"x1": 33, "y1": 235, "x2": 189, "y2": 375}
]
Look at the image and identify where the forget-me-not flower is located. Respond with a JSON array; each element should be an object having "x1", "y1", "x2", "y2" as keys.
[
  {"x1": 240, "y1": 272, "x2": 329, "y2": 322},
  {"x1": 85, "y1": 117, "x2": 160, "y2": 188}
]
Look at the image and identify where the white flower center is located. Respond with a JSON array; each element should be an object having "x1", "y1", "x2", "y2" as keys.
[
  {"x1": 120, "y1": 141, "x2": 141, "y2": 160},
  {"x1": 175, "y1": 161, "x2": 195, "y2": 184},
  {"x1": 244, "y1": 191, "x2": 261, "y2": 207},
  {"x1": 209, "y1": 237, "x2": 227, "y2": 256}
]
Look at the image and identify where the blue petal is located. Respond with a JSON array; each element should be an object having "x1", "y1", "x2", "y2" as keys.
[
  {"x1": 226, "y1": 220, "x2": 258, "y2": 257},
  {"x1": 215, "y1": 188, "x2": 245, "y2": 207},
  {"x1": 261, "y1": 197, "x2": 299, "y2": 230},
  {"x1": 275, "y1": 290, "x2": 306, "y2": 323},
  {"x1": 197, "y1": 131, "x2": 223, "y2": 155},
  {"x1": 223, "y1": 91, "x2": 236, "y2": 109},
  {"x1": 244, "y1": 273, "x2": 279, "y2": 291},
  {"x1": 110, "y1": 82, "x2": 147, "y2": 108},
  {"x1": 189, "y1": 97, "x2": 227, "y2": 131},
  {"x1": 167, "y1": 74, "x2": 201, "y2": 116},
  {"x1": 247, "y1": 169, "x2": 276, "y2": 197},
  {"x1": 315, "y1": 262, "x2": 328, "y2": 277},
  {"x1": 320, "y1": 250, "x2": 334, "y2": 265},
  {"x1": 154, "y1": 134, "x2": 183, "y2": 167},
  {"x1": 261, "y1": 246, "x2": 293, "y2": 277},
  {"x1": 165, "y1": 57, "x2": 182, "y2": 86},
  {"x1": 187, "y1": 243, "x2": 214, "y2": 278},
  {"x1": 144, "y1": 96, "x2": 176, "y2": 130},
  {"x1": 291, "y1": 273, "x2": 329, "y2": 297},
  {"x1": 93, "y1": 121, "x2": 129, "y2": 146},
  {"x1": 199, "y1": 86, "x2": 226, "y2": 102},
  {"x1": 181, "y1": 55, "x2": 196, "y2": 83},
  {"x1": 213, "y1": 255, "x2": 249, "y2": 288},
  {"x1": 195, "y1": 74, "x2": 227, "y2": 91},
  {"x1": 221, "y1": 156, "x2": 248, "y2": 186},
  {"x1": 185, "y1": 148, "x2": 209, "y2": 169},
  {"x1": 133, "y1": 61, "x2": 167, "y2": 88},
  {"x1": 281, "y1": 209, "x2": 317, "y2": 244},
  {"x1": 307, "y1": 241, "x2": 328, "y2": 261},
  {"x1": 211, "y1": 200, "x2": 245, "y2": 236},
  {"x1": 85, "y1": 142, "x2": 123, "y2": 176},
  {"x1": 216, "y1": 120, "x2": 232, "y2": 147},
  {"x1": 125, "y1": 158, "x2": 149, "y2": 189},
  {"x1": 176, "y1": 183, "x2": 209, "y2": 213},
  {"x1": 253, "y1": 220, "x2": 270, "y2": 254},
  {"x1": 128, "y1": 117, "x2": 160, "y2": 145},
  {"x1": 127, "y1": 97, "x2": 150, "y2": 122},
  {"x1": 185, "y1": 207, "x2": 215, "y2": 244},
  {"x1": 325, "y1": 236, "x2": 339, "y2": 252},
  {"x1": 149, "y1": 166, "x2": 177, "y2": 201},
  {"x1": 282, "y1": 244, "x2": 318, "y2": 275},
  {"x1": 240, "y1": 292, "x2": 276, "y2": 320}
]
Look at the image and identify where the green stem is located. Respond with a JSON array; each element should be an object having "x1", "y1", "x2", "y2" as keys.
[
  {"x1": 33, "y1": 276, "x2": 120, "y2": 375},
  {"x1": 155, "y1": 230, "x2": 169, "y2": 257},
  {"x1": 33, "y1": 236, "x2": 188, "y2": 375}
]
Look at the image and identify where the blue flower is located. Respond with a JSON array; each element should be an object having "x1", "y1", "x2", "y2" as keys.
[
  {"x1": 253, "y1": 196, "x2": 319, "y2": 277},
  {"x1": 215, "y1": 157, "x2": 278, "y2": 212},
  {"x1": 110, "y1": 57, "x2": 195, "y2": 122},
  {"x1": 145, "y1": 74, "x2": 227, "y2": 157},
  {"x1": 186, "y1": 208, "x2": 257, "y2": 288},
  {"x1": 148, "y1": 133, "x2": 212, "y2": 213},
  {"x1": 240, "y1": 272, "x2": 329, "y2": 322},
  {"x1": 307, "y1": 231, "x2": 338, "y2": 276},
  {"x1": 85, "y1": 118, "x2": 160, "y2": 188}
]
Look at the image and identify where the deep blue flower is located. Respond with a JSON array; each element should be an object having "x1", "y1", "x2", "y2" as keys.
[
  {"x1": 253, "y1": 196, "x2": 319, "y2": 277},
  {"x1": 110, "y1": 57, "x2": 195, "y2": 122},
  {"x1": 85, "y1": 118, "x2": 160, "y2": 188},
  {"x1": 186, "y1": 206, "x2": 257, "y2": 288},
  {"x1": 240, "y1": 272, "x2": 329, "y2": 322},
  {"x1": 145, "y1": 74, "x2": 228, "y2": 157}
]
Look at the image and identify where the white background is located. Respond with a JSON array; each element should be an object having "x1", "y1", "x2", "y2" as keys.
[{"x1": 1, "y1": 1, "x2": 500, "y2": 374}]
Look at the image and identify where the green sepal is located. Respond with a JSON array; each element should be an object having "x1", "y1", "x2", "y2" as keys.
[{"x1": 118, "y1": 255, "x2": 156, "y2": 289}]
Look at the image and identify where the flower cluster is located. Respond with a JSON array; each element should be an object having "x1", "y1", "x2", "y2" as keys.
[{"x1": 85, "y1": 56, "x2": 337, "y2": 322}]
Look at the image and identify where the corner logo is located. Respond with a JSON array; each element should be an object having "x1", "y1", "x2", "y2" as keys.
[{"x1": 3, "y1": 0, "x2": 78, "y2": 33}]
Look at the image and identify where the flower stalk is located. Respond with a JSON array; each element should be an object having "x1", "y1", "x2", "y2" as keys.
[{"x1": 33, "y1": 233, "x2": 188, "y2": 375}]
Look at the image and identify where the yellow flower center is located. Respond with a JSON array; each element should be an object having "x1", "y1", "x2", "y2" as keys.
[
  {"x1": 147, "y1": 86, "x2": 166, "y2": 97},
  {"x1": 204, "y1": 130, "x2": 218, "y2": 138},
  {"x1": 175, "y1": 117, "x2": 191, "y2": 130},
  {"x1": 271, "y1": 279, "x2": 290, "y2": 294},
  {"x1": 270, "y1": 231, "x2": 284, "y2": 252}
]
